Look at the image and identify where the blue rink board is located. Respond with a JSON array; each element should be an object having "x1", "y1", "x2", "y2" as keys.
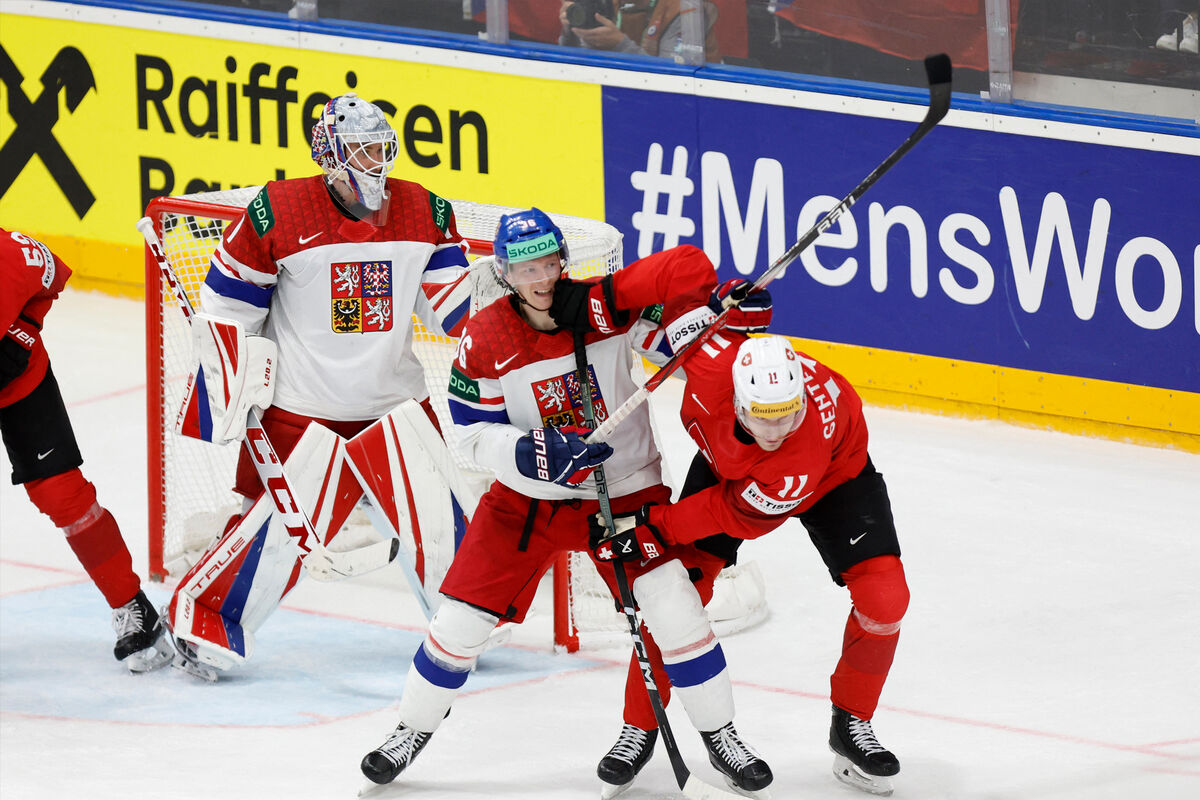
[{"x1": 0, "y1": 583, "x2": 605, "y2": 727}]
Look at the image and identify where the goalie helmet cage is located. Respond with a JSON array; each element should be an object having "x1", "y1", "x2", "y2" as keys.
[{"x1": 144, "y1": 188, "x2": 766, "y2": 652}]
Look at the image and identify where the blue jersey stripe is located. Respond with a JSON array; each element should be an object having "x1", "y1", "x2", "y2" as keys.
[
  {"x1": 449, "y1": 398, "x2": 510, "y2": 426},
  {"x1": 204, "y1": 266, "x2": 274, "y2": 309},
  {"x1": 427, "y1": 245, "x2": 469, "y2": 271}
]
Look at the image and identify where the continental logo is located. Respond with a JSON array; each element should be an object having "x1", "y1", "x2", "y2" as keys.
[
  {"x1": 0, "y1": 45, "x2": 96, "y2": 218},
  {"x1": 448, "y1": 365, "x2": 480, "y2": 402},
  {"x1": 133, "y1": 55, "x2": 490, "y2": 208},
  {"x1": 247, "y1": 188, "x2": 275, "y2": 237},
  {"x1": 429, "y1": 191, "x2": 452, "y2": 236}
]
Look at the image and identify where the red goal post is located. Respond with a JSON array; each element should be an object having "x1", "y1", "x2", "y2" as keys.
[{"x1": 143, "y1": 189, "x2": 766, "y2": 652}]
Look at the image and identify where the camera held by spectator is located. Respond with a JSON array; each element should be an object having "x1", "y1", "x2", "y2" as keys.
[{"x1": 565, "y1": 0, "x2": 615, "y2": 30}]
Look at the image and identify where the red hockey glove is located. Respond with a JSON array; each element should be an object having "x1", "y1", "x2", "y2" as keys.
[
  {"x1": 515, "y1": 425, "x2": 613, "y2": 487},
  {"x1": 589, "y1": 504, "x2": 667, "y2": 563},
  {"x1": 0, "y1": 315, "x2": 38, "y2": 391},
  {"x1": 709, "y1": 279, "x2": 772, "y2": 332},
  {"x1": 549, "y1": 276, "x2": 629, "y2": 334}
]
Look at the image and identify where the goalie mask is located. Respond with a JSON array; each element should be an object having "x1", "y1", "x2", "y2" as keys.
[
  {"x1": 732, "y1": 336, "x2": 806, "y2": 451},
  {"x1": 311, "y1": 93, "x2": 398, "y2": 215},
  {"x1": 492, "y1": 208, "x2": 570, "y2": 287}
]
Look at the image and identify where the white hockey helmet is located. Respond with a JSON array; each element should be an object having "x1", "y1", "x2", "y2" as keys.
[
  {"x1": 732, "y1": 335, "x2": 806, "y2": 449},
  {"x1": 311, "y1": 93, "x2": 398, "y2": 212}
]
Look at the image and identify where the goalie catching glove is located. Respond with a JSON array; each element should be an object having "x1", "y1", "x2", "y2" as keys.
[
  {"x1": 548, "y1": 275, "x2": 629, "y2": 334},
  {"x1": 589, "y1": 503, "x2": 668, "y2": 563},
  {"x1": 515, "y1": 426, "x2": 613, "y2": 487},
  {"x1": 666, "y1": 278, "x2": 773, "y2": 355}
]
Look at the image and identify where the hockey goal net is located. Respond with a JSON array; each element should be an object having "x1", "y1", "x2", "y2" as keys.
[{"x1": 144, "y1": 188, "x2": 765, "y2": 651}]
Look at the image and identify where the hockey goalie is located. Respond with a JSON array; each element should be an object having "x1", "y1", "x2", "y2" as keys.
[{"x1": 161, "y1": 93, "x2": 480, "y2": 680}]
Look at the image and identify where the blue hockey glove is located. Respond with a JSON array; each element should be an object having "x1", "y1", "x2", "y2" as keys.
[
  {"x1": 515, "y1": 426, "x2": 613, "y2": 487},
  {"x1": 710, "y1": 279, "x2": 772, "y2": 332}
]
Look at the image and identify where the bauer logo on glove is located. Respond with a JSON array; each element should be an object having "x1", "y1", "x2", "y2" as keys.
[{"x1": 515, "y1": 426, "x2": 613, "y2": 487}]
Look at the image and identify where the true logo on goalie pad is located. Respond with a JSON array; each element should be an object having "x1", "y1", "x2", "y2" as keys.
[{"x1": 331, "y1": 261, "x2": 393, "y2": 332}]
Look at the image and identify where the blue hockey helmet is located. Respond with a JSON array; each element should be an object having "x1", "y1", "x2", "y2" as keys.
[{"x1": 492, "y1": 208, "x2": 570, "y2": 286}]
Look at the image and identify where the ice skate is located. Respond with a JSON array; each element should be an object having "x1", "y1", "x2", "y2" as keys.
[
  {"x1": 700, "y1": 722, "x2": 773, "y2": 796},
  {"x1": 111, "y1": 590, "x2": 172, "y2": 672},
  {"x1": 829, "y1": 705, "x2": 899, "y2": 796},
  {"x1": 360, "y1": 723, "x2": 433, "y2": 785},
  {"x1": 597, "y1": 723, "x2": 657, "y2": 798}
]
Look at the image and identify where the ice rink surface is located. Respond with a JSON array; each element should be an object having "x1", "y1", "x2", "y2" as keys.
[{"x1": 1, "y1": 289, "x2": 1197, "y2": 800}]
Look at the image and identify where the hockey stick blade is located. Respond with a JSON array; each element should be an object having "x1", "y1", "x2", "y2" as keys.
[
  {"x1": 139, "y1": 215, "x2": 398, "y2": 583},
  {"x1": 587, "y1": 54, "x2": 953, "y2": 445}
]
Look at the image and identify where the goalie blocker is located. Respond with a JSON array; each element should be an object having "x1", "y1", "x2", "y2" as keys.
[{"x1": 166, "y1": 400, "x2": 477, "y2": 678}]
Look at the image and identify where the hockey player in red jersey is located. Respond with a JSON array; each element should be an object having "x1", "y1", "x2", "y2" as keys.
[
  {"x1": 164, "y1": 93, "x2": 474, "y2": 679},
  {"x1": 0, "y1": 228, "x2": 172, "y2": 672},
  {"x1": 551, "y1": 244, "x2": 910, "y2": 796},
  {"x1": 360, "y1": 210, "x2": 773, "y2": 797}
]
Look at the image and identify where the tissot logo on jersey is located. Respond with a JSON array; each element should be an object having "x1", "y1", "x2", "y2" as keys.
[
  {"x1": 330, "y1": 261, "x2": 393, "y2": 332},
  {"x1": 533, "y1": 365, "x2": 607, "y2": 427},
  {"x1": 740, "y1": 475, "x2": 812, "y2": 515}
]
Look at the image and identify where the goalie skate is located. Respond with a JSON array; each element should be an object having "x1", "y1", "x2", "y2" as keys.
[
  {"x1": 829, "y1": 705, "x2": 898, "y2": 796},
  {"x1": 597, "y1": 724, "x2": 657, "y2": 799}
]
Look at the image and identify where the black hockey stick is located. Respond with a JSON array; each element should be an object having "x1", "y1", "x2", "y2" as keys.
[
  {"x1": 588, "y1": 53, "x2": 953, "y2": 444},
  {"x1": 571, "y1": 332, "x2": 744, "y2": 800},
  {"x1": 138, "y1": 216, "x2": 399, "y2": 582}
]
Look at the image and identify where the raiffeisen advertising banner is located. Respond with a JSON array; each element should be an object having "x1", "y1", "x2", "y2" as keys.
[{"x1": 601, "y1": 86, "x2": 1200, "y2": 398}]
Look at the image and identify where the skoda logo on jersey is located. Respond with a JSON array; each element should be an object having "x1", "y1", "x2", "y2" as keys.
[
  {"x1": 330, "y1": 260, "x2": 393, "y2": 333},
  {"x1": 0, "y1": 45, "x2": 96, "y2": 218}
]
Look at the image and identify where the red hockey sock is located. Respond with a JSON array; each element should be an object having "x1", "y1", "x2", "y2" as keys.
[
  {"x1": 830, "y1": 556, "x2": 909, "y2": 720},
  {"x1": 25, "y1": 471, "x2": 140, "y2": 609},
  {"x1": 623, "y1": 622, "x2": 670, "y2": 730}
]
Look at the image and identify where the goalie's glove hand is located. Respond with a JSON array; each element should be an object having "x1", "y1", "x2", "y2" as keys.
[
  {"x1": 515, "y1": 425, "x2": 614, "y2": 487},
  {"x1": 709, "y1": 279, "x2": 772, "y2": 332},
  {"x1": 549, "y1": 276, "x2": 630, "y2": 334},
  {"x1": 589, "y1": 504, "x2": 667, "y2": 563},
  {"x1": 0, "y1": 315, "x2": 38, "y2": 391}
]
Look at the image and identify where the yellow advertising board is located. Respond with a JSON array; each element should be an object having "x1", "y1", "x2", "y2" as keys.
[{"x1": 0, "y1": 12, "x2": 605, "y2": 293}]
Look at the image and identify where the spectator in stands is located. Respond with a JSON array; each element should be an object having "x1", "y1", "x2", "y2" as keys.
[{"x1": 559, "y1": 0, "x2": 721, "y2": 62}]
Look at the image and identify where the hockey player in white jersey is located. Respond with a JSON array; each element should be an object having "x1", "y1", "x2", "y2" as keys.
[
  {"x1": 164, "y1": 93, "x2": 473, "y2": 679},
  {"x1": 359, "y1": 209, "x2": 773, "y2": 796}
]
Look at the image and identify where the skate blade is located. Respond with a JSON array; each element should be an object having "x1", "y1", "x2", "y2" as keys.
[
  {"x1": 171, "y1": 651, "x2": 219, "y2": 682},
  {"x1": 599, "y1": 778, "x2": 632, "y2": 799},
  {"x1": 717, "y1": 774, "x2": 772, "y2": 799},
  {"x1": 125, "y1": 634, "x2": 175, "y2": 673},
  {"x1": 832, "y1": 755, "x2": 894, "y2": 796}
]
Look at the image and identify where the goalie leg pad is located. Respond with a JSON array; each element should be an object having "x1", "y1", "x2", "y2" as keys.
[
  {"x1": 632, "y1": 559, "x2": 734, "y2": 732},
  {"x1": 167, "y1": 422, "x2": 363, "y2": 673},
  {"x1": 397, "y1": 598, "x2": 499, "y2": 732},
  {"x1": 345, "y1": 400, "x2": 481, "y2": 611}
]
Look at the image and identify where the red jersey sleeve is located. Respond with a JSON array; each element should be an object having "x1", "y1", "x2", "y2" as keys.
[{"x1": 611, "y1": 245, "x2": 717, "y2": 321}]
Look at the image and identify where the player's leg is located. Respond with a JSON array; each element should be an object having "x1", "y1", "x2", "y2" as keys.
[
  {"x1": 0, "y1": 367, "x2": 170, "y2": 672},
  {"x1": 360, "y1": 482, "x2": 551, "y2": 785},
  {"x1": 799, "y1": 457, "x2": 907, "y2": 795}
]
